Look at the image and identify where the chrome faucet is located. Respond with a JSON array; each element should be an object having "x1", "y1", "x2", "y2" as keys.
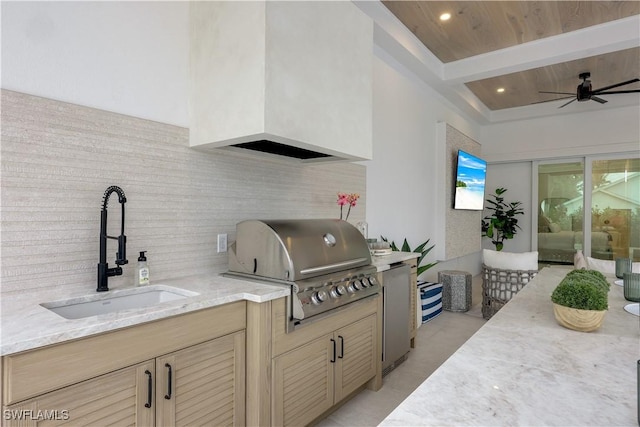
[{"x1": 97, "y1": 186, "x2": 128, "y2": 292}]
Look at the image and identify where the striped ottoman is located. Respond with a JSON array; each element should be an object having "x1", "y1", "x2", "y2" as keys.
[{"x1": 418, "y1": 281, "x2": 443, "y2": 323}]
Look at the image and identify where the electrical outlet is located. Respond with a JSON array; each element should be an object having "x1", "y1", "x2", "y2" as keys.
[{"x1": 217, "y1": 233, "x2": 228, "y2": 253}]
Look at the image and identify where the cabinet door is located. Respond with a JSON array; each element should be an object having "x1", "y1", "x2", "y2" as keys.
[
  {"x1": 3, "y1": 361, "x2": 154, "y2": 427},
  {"x1": 334, "y1": 314, "x2": 377, "y2": 402},
  {"x1": 272, "y1": 334, "x2": 335, "y2": 427},
  {"x1": 156, "y1": 331, "x2": 245, "y2": 427}
]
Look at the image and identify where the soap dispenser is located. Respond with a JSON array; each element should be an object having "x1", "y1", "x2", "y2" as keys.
[{"x1": 137, "y1": 251, "x2": 150, "y2": 286}]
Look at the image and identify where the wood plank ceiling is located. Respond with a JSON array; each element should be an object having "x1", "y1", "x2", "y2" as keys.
[{"x1": 382, "y1": 1, "x2": 640, "y2": 111}]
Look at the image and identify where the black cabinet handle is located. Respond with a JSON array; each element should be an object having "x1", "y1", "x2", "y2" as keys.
[
  {"x1": 164, "y1": 363, "x2": 173, "y2": 400},
  {"x1": 338, "y1": 335, "x2": 344, "y2": 359},
  {"x1": 144, "y1": 370, "x2": 152, "y2": 408},
  {"x1": 330, "y1": 338, "x2": 336, "y2": 363}
]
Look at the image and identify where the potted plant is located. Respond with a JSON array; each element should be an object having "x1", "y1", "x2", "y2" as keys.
[
  {"x1": 550, "y1": 270, "x2": 609, "y2": 332},
  {"x1": 380, "y1": 237, "x2": 437, "y2": 277},
  {"x1": 481, "y1": 187, "x2": 524, "y2": 251}
]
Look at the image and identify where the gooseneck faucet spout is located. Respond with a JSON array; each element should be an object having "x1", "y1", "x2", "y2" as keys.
[{"x1": 97, "y1": 186, "x2": 128, "y2": 292}]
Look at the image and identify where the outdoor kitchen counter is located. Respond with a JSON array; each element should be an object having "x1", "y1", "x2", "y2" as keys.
[
  {"x1": 380, "y1": 266, "x2": 640, "y2": 426},
  {"x1": 372, "y1": 251, "x2": 418, "y2": 272},
  {"x1": 0, "y1": 274, "x2": 289, "y2": 356}
]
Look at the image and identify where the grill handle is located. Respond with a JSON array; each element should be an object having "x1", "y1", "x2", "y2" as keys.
[{"x1": 300, "y1": 258, "x2": 369, "y2": 276}]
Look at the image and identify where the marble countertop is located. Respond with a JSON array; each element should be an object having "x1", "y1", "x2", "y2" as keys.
[
  {"x1": 380, "y1": 266, "x2": 640, "y2": 426},
  {"x1": 372, "y1": 251, "x2": 419, "y2": 272},
  {"x1": 0, "y1": 274, "x2": 289, "y2": 356}
]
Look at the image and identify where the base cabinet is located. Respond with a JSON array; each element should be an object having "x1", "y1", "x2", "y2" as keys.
[
  {"x1": 271, "y1": 314, "x2": 376, "y2": 426},
  {"x1": 4, "y1": 331, "x2": 244, "y2": 427},
  {"x1": 2, "y1": 303, "x2": 246, "y2": 427}
]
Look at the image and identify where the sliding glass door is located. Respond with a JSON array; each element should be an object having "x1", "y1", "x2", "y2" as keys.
[
  {"x1": 536, "y1": 155, "x2": 640, "y2": 264},
  {"x1": 537, "y1": 161, "x2": 584, "y2": 263},
  {"x1": 590, "y1": 157, "x2": 640, "y2": 261}
]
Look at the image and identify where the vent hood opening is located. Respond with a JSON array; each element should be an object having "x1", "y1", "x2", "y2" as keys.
[{"x1": 232, "y1": 140, "x2": 332, "y2": 160}]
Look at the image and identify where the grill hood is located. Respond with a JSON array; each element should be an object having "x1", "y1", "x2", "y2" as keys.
[{"x1": 228, "y1": 219, "x2": 371, "y2": 282}]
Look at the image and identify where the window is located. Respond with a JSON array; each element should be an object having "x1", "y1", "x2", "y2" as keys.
[{"x1": 536, "y1": 155, "x2": 640, "y2": 263}]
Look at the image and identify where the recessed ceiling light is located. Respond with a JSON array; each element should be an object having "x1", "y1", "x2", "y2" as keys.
[
  {"x1": 440, "y1": 12, "x2": 451, "y2": 21},
  {"x1": 496, "y1": 88, "x2": 505, "y2": 93}
]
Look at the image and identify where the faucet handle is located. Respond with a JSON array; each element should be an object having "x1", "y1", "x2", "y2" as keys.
[{"x1": 116, "y1": 235, "x2": 128, "y2": 265}]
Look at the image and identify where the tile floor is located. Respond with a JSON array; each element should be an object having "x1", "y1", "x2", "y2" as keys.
[{"x1": 315, "y1": 275, "x2": 486, "y2": 427}]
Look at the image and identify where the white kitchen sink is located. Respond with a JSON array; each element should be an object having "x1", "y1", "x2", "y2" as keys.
[{"x1": 41, "y1": 285, "x2": 199, "y2": 320}]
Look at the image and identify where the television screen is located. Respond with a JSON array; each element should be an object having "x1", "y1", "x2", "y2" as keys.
[{"x1": 454, "y1": 150, "x2": 487, "y2": 210}]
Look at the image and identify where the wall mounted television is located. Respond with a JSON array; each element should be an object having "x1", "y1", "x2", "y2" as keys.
[{"x1": 453, "y1": 150, "x2": 487, "y2": 211}]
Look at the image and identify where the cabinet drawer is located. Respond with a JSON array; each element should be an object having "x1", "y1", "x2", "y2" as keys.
[{"x1": 3, "y1": 301, "x2": 245, "y2": 405}]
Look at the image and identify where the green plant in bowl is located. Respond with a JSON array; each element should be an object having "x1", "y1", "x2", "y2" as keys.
[{"x1": 551, "y1": 269, "x2": 609, "y2": 332}]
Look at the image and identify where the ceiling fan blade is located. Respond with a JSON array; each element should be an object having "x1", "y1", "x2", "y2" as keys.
[
  {"x1": 538, "y1": 91, "x2": 575, "y2": 95},
  {"x1": 558, "y1": 98, "x2": 576, "y2": 108},
  {"x1": 592, "y1": 78, "x2": 640, "y2": 93},
  {"x1": 595, "y1": 90, "x2": 640, "y2": 95},
  {"x1": 531, "y1": 96, "x2": 574, "y2": 105},
  {"x1": 590, "y1": 96, "x2": 608, "y2": 104}
]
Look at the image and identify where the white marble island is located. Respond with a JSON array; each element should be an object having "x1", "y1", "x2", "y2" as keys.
[{"x1": 381, "y1": 266, "x2": 639, "y2": 426}]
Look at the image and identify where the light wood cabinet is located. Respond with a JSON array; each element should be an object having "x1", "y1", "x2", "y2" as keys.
[
  {"x1": 404, "y1": 259, "x2": 418, "y2": 348},
  {"x1": 155, "y1": 331, "x2": 245, "y2": 427},
  {"x1": 4, "y1": 361, "x2": 154, "y2": 427},
  {"x1": 271, "y1": 314, "x2": 376, "y2": 427},
  {"x1": 2, "y1": 303, "x2": 246, "y2": 427}
]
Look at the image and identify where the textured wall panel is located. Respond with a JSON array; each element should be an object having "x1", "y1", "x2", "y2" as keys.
[
  {"x1": 0, "y1": 90, "x2": 366, "y2": 296},
  {"x1": 445, "y1": 124, "x2": 482, "y2": 260}
]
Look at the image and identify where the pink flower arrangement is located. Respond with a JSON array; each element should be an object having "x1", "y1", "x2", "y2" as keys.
[{"x1": 337, "y1": 192, "x2": 360, "y2": 220}]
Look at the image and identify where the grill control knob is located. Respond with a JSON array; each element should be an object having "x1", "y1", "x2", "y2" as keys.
[
  {"x1": 311, "y1": 290, "x2": 328, "y2": 305},
  {"x1": 347, "y1": 281, "x2": 358, "y2": 293},
  {"x1": 359, "y1": 278, "x2": 369, "y2": 288},
  {"x1": 367, "y1": 276, "x2": 378, "y2": 287},
  {"x1": 351, "y1": 280, "x2": 361, "y2": 291},
  {"x1": 329, "y1": 284, "x2": 346, "y2": 298}
]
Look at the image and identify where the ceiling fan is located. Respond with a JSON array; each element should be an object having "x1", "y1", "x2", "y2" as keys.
[{"x1": 538, "y1": 72, "x2": 640, "y2": 108}]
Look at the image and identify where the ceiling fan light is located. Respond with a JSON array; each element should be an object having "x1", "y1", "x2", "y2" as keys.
[
  {"x1": 496, "y1": 88, "x2": 505, "y2": 93},
  {"x1": 439, "y1": 12, "x2": 451, "y2": 21}
]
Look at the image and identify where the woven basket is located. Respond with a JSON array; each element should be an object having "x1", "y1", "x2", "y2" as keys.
[
  {"x1": 553, "y1": 303, "x2": 606, "y2": 332},
  {"x1": 481, "y1": 264, "x2": 538, "y2": 319}
]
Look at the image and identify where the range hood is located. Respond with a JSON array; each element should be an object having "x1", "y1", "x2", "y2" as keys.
[{"x1": 189, "y1": 1, "x2": 373, "y2": 162}]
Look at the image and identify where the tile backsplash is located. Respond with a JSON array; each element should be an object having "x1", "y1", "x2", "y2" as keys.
[{"x1": 1, "y1": 90, "x2": 366, "y2": 296}]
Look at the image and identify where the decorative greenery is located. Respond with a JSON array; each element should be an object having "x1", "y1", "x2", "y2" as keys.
[
  {"x1": 481, "y1": 187, "x2": 524, "y2": 251},
  {"x1": 456, "y1": 180, "x2": 467, "y2": 188},
  {"x1": 380, "y1": 236, "x2": 437, "y2": 276},
  {"x1": 551, "y1": 270, "x2": 609, "y2": 311},
  {"x1": 564, "y1": 269, "x2": 610, "y2": 292}
]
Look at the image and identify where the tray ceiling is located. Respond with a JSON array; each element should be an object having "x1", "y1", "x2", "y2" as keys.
[{"x1": 380, "y1": 1, "x2": 640, "y2": 114}]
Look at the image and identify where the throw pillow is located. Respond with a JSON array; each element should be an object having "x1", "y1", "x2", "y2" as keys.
[
  {"x1": 482, "y1": 249, "x2": 539, "y2": 271},
  {"x1": 574, "y1": 250, "x2": 587, "y2": 270},
  {"x1": 586, "y1": 256, "x2": 640, "y2": 274}
]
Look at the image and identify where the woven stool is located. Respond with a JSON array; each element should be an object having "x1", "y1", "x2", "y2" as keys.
[{"x1": 438, "y1": 270, "x2": 472, "y2": 312}]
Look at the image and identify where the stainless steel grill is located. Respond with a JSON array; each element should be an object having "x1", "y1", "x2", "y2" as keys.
[{"x1": 226, "y1": 219, "x2": 380, "y2": 332}]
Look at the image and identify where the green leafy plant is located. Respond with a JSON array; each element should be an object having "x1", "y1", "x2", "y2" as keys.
[
  {"x1": 481, "y1": 187, "x2": 524, "y2": 251},
  {"x1": 380, "y1": 236, "x2": 437, "y2": 276},
  {"x1": 563, "y1": 269, "x2": 610, "y2": 292},
  {"x1": 551, "y1": 270, "x2": 609, "y2": 311}
]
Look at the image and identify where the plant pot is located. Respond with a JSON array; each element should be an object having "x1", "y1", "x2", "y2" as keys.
[{"x1": 552, "y1": 303, "x2": 606, "y2": 332}]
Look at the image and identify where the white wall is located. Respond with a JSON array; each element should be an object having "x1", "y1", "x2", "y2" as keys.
[
  {"x1": 482, "y1": 162, "x2": 533, "y2": 253},
  {"x1": 365, "y1": 49, "x2": 483, "y2": 280},
  {"x1": 1, "y1": 1, "x2": 189, "y2": 126},
  {"x1": 481, "y1": 106, "x2": 640, "y2": 162}
]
